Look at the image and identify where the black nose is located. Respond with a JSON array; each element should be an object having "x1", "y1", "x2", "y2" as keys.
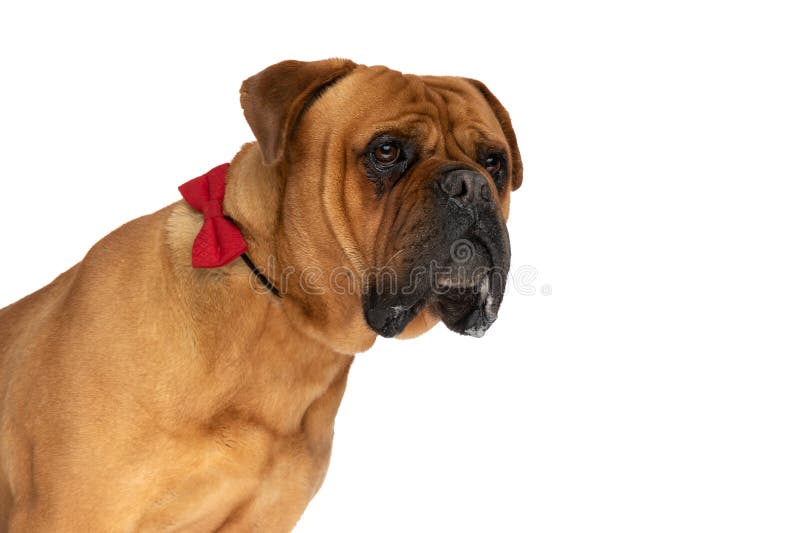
[{"x1": 439, "y1": 169, "x2": 492, "y2": 205}]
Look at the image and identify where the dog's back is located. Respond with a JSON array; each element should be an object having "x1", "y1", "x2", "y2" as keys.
[
  {"x1": 0, "y1": 265, "x2": 78, "y2": 527},
  {"x1": 0, "y1": 208, "x2": 177, "y2": 529}
]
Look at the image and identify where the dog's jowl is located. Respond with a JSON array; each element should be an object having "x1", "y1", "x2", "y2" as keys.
[{"x1": 0, "y1": 59, "x2": 522, "y2": 532}]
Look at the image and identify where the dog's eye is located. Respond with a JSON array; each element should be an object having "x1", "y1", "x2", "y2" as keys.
[
  {"x1": 374, "y1": 142, "x2": 401, "y2": 166},
  {"x1": 482, "y1": 154, "x2": 503, "y2": 176},
  {"x1": 364, "y1": 135, "x2": 415, "y2": 196}
]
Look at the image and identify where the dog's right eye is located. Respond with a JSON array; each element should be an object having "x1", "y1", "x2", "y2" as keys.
[
  {"x1": 363, "y1": 135, "x2": 415, "y2": 196},
  {"x1": 374, "y1": 142, "x2": 401, "y2": 166}
]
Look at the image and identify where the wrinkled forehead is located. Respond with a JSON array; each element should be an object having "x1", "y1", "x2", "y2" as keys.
[{"x1": 307, "y1": 66, "x2": 507, "y2": 154}]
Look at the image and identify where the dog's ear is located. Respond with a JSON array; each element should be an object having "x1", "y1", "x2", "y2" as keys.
[
  {"x1": 465, "y1": 78, "x2": 523, "y2": 191},
  {"x1": 240, "y1": 58, "x2": 357, "y2": 166}
]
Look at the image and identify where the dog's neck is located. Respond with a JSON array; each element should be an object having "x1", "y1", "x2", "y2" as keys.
[
  {"x1": 215, "y1": 142, "x2": 378, "y2": 355},
  {"x1": 164, "y1": 144, "x2": 356, "y2": 442}
]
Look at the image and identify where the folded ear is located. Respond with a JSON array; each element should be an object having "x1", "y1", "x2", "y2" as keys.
[
  {"x1": 465, "y1": 78, "x2": 523, "y2": 191},
  {"x1": 240, "y1": 58, "x2": 358, "y2": 166}
]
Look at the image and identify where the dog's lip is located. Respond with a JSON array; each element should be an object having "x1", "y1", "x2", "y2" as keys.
[
  {"x1": 434, "y1": 237, "x2": 492, "y2": 286},
  {"x1": 365, "y1": 227, "x2": 509, "y2": 339},
  {"x1": 434, "y1": 273, "x2": 483, "y2": 289},
  {"x1": 365, "y1": 297, "x2": 427, "y2": 338},
  {"x1": 473, "y1": 232, "x2": 506, "y2": 273}
]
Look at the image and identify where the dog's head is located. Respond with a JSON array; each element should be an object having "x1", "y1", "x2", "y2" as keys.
[{"x1": 240, "y1": 59, "x2": 522, "y2": 350}]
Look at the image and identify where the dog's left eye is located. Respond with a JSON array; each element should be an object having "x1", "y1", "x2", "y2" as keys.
[{"x1": 482, "y1": 154, "x2": 503, "y2": 176}]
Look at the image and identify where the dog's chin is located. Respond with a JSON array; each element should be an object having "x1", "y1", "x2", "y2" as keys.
[{"x1": 431, "y1": 272, "x2": 503, "y2": 338}]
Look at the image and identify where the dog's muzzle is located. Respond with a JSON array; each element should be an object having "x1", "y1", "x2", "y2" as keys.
[{"x1": 363, "y1": 166, "x2": 511, "y2": 339}]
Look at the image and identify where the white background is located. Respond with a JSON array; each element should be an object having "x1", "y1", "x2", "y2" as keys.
[{"x1": 1, "y1": 1, "x2": 799, "y2": 531}]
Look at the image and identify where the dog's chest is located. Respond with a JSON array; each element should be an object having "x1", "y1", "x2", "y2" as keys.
[
  {"x1": 136, "y1": 359, "x2": 351, "y2": 532},
  {"x1": 137, "y1": 426, "x2": 330, "y2": 532}
]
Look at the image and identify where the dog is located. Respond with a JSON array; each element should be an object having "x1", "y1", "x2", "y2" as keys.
[{"x1": 0, "y1": 58, "x2": 522, "y2": 531}]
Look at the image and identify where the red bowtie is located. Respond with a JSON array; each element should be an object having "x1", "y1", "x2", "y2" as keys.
[{"x1": 178, "y1": 163, "x2": 248, "y2": 268}]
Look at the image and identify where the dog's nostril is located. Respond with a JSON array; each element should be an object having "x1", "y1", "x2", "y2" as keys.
[{"x1": 440, "y1": 171, "x2": 465, "y2": 198}]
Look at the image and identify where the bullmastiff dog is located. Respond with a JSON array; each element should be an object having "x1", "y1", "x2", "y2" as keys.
[{"x1": 0, "y1": 58, "x2": 522, "y2": 531}]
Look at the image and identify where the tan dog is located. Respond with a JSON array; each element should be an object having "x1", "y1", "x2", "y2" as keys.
[{"x1": 0, "y1": 59, "x2": 522, "y2": 531}]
